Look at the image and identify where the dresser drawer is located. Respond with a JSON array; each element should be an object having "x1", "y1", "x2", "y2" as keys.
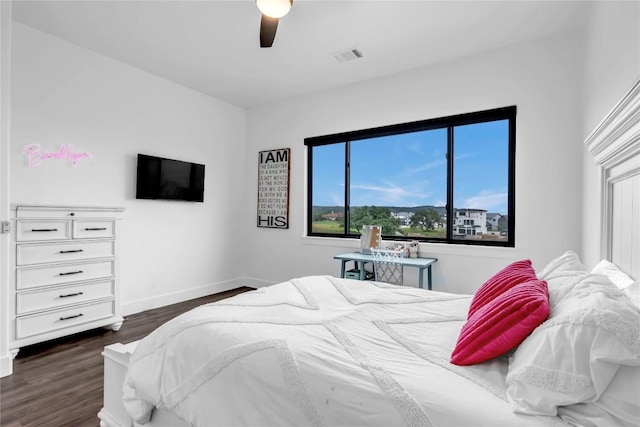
[
  {"x1": 16, "y1": 220, "x2": 71, "y2": 242},
  {"x1": 15, "y1": 299, "x2": 115, "y2": 339},
  {"x1": 16, "y1": 280, "x2": 115, "y2": 315},
  {"x1": 16, "y1": 206, "x2": 121, "y2": 219},
  {"x1": 17, "y1": 240, "x2": 115, "y2": 266},
  {"x1": 73, "y1": 220, "x2": 115, "y2": 239},
  {"x1": 16, "y1": 260, "x2": 115, "y2": 290}
]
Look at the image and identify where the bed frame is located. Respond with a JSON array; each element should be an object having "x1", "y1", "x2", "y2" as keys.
[
  {"x1": 98, "y1": 78, "x2": 640, "y2": 427},
  {"x1": 584, "y1": 77, "x2": 640, "y2": 279}
]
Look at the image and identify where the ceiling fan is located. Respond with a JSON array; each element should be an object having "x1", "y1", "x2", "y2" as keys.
[{"x1": 256, "y1": 0, "x2": 292, "y2": 48}]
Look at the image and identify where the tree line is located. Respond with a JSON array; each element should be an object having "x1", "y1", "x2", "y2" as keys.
[{"x1": 313, "y1": 206, "x2": 442, "y2": 235}]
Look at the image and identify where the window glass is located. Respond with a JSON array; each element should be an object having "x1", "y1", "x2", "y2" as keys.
[
  {"x1": 306, "y1": 107, "x2": 515, "y2": 247},
  {"x1": 350, "y1": 129, "x2": 448, "y2": 238},
  {"x1": 453, "y1": 120, "x2": 509, "y2": 242},
  {"x1": 310, "y1": 142, "x2": 345, "y2": 235}
]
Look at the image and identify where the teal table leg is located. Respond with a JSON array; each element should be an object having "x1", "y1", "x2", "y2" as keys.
[
  {"x1": 427, "y1": 266, "x2": 432, "y2": 290},
  {"x1": 340, "y1": 260, "x2": 346, "y2": 278},
  {"x1": 418, "y1": 268, "x2": 424, "y2": 289}
]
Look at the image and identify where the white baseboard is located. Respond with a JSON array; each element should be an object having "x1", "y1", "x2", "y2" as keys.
[
  {"x1": 0, "y1": 352, "x2": 13, "y2": 378},
  {"x1": 241, "y1": 276, "x2": 276, "y2": 289},
  {"x1": 121, "y1": 277, "x2": 253, "y2": 316}
]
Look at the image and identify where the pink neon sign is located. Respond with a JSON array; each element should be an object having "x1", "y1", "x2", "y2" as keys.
[{"x1": 23, "y1": 144, "x2": 92, "y2": 167}]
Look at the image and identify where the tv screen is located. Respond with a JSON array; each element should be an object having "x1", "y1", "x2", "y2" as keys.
[{"x1": 136, "y1": 154, "x2": 205, "y2": 202}]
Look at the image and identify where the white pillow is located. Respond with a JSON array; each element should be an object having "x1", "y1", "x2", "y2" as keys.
[
  {"x1": 536, "y1": 250, "x2": 588, "y2": 306},
  {"x1": 557, "y1": 365, "x2": 640, "y2": 427},
  {"x1": 591, "y1": 259, "x2": 635, "y2": 289},
  {"x1": 536, "y1": 250, "x2": 587, "y2": 279},
  {"x1": 623, "y1": 280, "x2": 640, "y2": 310},
  {"x1": 505, "y1": 273, "x2": 640, "y2": 417}
]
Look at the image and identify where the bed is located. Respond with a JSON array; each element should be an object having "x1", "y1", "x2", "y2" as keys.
[{"x1": 99, "y1": 78, "x2": 640, "y2": 427}]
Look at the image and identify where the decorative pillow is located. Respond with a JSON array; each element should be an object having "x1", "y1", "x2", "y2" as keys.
[
  {"x1": 467, "y1": 259, "x2": 537, "y2": 318},
  {"x1": 537, "y1": 250, "x2": 589, "y2": 307},
  {"x1": 505, "y1": 273, "x2": 640, "y2": 417},
  {"x1": 591, "y1": 259, "x2": 635, "y2": 289},
  {"x1": 450, "y1": 278, "x2": 549, "y2": 366}
]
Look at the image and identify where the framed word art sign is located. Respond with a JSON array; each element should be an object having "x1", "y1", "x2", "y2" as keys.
[{"x1": 257, "y1": 148, "x2": 290, "y2": 228}]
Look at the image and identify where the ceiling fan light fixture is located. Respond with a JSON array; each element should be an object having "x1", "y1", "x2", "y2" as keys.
[{"x1": 256, "y1": 0, "x2": 292, "y2": 18}]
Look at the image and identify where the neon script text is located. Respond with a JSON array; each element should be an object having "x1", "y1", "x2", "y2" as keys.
[{"x1": 23, "y1": 144, "x2": 92, "y2": 167}]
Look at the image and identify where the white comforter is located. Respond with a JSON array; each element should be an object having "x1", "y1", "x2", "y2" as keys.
[{"x1": 124, "y1": 275, "x2": 568, "y2": 427}]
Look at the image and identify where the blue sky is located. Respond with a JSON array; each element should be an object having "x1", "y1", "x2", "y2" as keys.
[{"x1": 312, "y1": 120, "x2": 509, "y2": 215}]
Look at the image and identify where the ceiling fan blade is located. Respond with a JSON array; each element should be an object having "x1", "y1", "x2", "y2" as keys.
[{"x1": 260, "y1": 14, "x2": 279, "y2": 48}]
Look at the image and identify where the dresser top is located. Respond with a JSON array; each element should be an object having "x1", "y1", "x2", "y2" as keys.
[
  {"x1": 12, "y1": 205, "x2": 125, "y2": 219},
  {"x1": 13, "y1": 205, "x2": 125, "y2": 212}
]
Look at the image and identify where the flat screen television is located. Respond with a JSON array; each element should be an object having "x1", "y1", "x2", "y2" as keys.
[{"x1": 136, "y1": 154, "x2": 205, "y2": 202}]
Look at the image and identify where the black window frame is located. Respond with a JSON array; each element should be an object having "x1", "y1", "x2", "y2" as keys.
[{"x1": 305, "y1": 106, "x2": 517, "y2": 247}]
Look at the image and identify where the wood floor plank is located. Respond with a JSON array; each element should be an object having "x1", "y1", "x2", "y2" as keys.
[{"x1": 0, "y1": 287, "x2": 252, "y2": 427}]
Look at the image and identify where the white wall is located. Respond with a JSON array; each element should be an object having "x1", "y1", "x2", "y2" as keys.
[
  {"x1": 581, "y1": 1, "x2": 640, "y2": 269},
  {"x1": 245, "y1": 30, "x2": 585, "y2": 295},
  {"x1": 0, "y1": 0, "x2": 13, "y2": 378},
  {"x1": 10, "y1": 23, "x2": 248, "y2": 314}
]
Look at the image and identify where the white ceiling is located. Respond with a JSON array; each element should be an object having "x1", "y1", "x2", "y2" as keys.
[{"x1": 12, "y1": 0, "x2": 590, "y2": 108}]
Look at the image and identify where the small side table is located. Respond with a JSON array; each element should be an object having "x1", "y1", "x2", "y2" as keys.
[{"x1": 333, "y1": 252, "x2": 438, "y2": 290}]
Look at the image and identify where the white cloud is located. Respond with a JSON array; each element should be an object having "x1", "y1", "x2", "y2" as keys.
[
  {"x1": 454, "y1": 152, "x2": 478, "y2": 161},
  {"x1": 405, "y1": 159, "x2": 446, "y2": 176},
  {"x1": 351, "y1": 181, "x2": 433, "y2": 205},
  {"x1": 462, "y1": 191, "x2": 507, "y2": 212}
]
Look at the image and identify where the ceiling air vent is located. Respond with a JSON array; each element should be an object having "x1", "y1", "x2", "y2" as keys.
[{"x1": 333, "y1": 48, "x2": 363, "y2": 63}]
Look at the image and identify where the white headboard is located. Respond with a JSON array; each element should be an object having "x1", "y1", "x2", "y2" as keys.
[{"x1": 585, "y1": 77, "x2": 640, "y2": 280}]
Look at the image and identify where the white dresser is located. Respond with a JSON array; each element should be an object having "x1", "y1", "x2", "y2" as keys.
[{"x1": 9, "y1": 205, "x2": 124, "y2": 357}]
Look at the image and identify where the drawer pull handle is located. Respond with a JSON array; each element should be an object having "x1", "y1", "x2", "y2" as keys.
[
  {"x1": 84, "y1": 227, "x2": 107, "y2": 231},
  {"x1": 59, "y1": 292, "x2": 84, "y2": 298},
  {"x1": 59, "y1": 249, "x2": 84, "y2": 254},
  {"x1": 59, "y1": 270, "x2": 83, "y2": 276},
  {"x1": 31, "y1": 228, "x2": 58, "y2": 232},
  {"x1": 60, "y1": 313, "x2": 83, "y2": 321}
]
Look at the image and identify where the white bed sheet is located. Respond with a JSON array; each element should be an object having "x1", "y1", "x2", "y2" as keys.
[{"x1": 123, "y1": 275, "x2": 569, "y2": 427}]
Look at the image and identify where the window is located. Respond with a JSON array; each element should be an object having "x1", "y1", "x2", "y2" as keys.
[{"x1": 305, "y1": 106, "x2": 516, "y2": 247}]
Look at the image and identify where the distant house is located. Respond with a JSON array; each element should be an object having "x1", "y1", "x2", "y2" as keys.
[
  {"x1": 452, "y1": 209, "x2": 487, "y2": 236},
  {"x1": 322, "y1": 211, "x2": 343, "y2": 221},
  {"x1": 392, "y1": 211, "x2": 413, "y2": 226},
  {"x1": 486, "y1": 213, "x2": 502, "y2": 231},
  {"x1": 498, "y1": 215, "x2": 509, "y2": 232}
]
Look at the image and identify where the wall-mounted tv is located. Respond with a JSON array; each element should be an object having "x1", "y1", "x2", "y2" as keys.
[{"x1": 136, "y1": 154, "x2": 205, "y2": 202}]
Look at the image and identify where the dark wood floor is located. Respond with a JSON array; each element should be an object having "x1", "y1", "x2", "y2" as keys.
[{"x1": 0, "y1": 287, "x2": 252, "y2": 427}]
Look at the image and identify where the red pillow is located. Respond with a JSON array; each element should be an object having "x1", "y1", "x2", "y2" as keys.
[
  {"x1": 450, "y1": 278, "x2": 549, "y2": 366},
  {"x1": 468, "y1": 259, "x2": 536, "y2": 318}
]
